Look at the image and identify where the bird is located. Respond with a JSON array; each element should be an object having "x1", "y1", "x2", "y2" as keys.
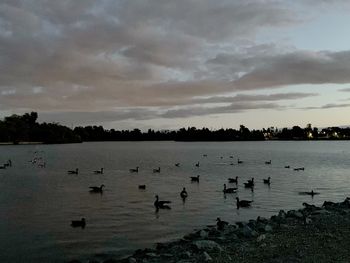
[
  {"x1": 237, "y1": 158, "x2": 243, "y2": 164},
  {"x1": 89, "y1": 184, "x2": 105, "y2": 193},
  {"x1": 265, "y1": 160, "x2": 271, "y2": 165},
  {"x1": 236, "y1": 197, "x2": 253, "y2": 209},
  {"x1": 180, "y1": 187, "x2": 188, "y2": 199},
  {"x1": 284, "y1": 165, "x2": 290, "y2": 169},
  {"x1": 0, "y1": 165, "x2": 6, "y2": 169},
  {"x1": 223, "y1": 184, "x2": 237, "y2": 193},
  {"x1": 244, "y1": 178, "x2": 254, "y2": 188},
  {"x1": 203, "y1": 154, "x2": 207, "y2": 157},
  {"x1": 195, "y1": 162, "x2": 200, "y2": 167},
  {"x1": 228, "y1": 176, "x2": 238, "y2": 184},
  {"x1": 263, "y1": 177, "x2": 271, "y2": 185},
  {"x1": 94, "y1": 168, "x2": 104, "y2": 174},
  {"x1": 154, "y1": 195, "x2": 171, "y2": 209},
  {"x1": 229, "y1": 156, "x2": 234, "y2": 159},
  {"x1": 71, "y1": 218, "x2": 86, "y2": 228},
  {"x1": 138, "y1": 185, "x2": 146, "y2": 190},
  {"x1": 175, "y1": 163, "x2": 180, "y2": 167},
  {"x1": 153, "y1": 167, "x2": 161, "y2": 173},
  {"x1": 129, "y1": 166, "x2": 139, "y2": 173},
  {"x1": 68, "y1": 168, "x2": 79, "y2": 174},
  {"x1": 294, "y1": 167, "x2": 305, "y2": 171},
  {"x1": 216, "y1": 217, "x2": 229, "y2": 230},
  {"x1": 306, "y1": 190, "x2": 319, "y2": 196},
  {"x1": 190, "y1": 175, "x2": 200, "y2": 182}
]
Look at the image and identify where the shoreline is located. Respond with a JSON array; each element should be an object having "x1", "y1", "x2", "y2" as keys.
[{"x1": 72, "y1": 198, "x2": 350, "y2": 263}]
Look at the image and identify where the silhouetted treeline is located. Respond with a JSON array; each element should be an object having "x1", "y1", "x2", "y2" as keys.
[
  {"x1": 1, "y1": 112, "x2": 350, "y2": 144},
  {"x1": 0, "y1": 112, "x2": 81, "y2": 144}
]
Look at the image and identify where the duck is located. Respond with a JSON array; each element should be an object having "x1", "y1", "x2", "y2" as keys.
[
  {"x1": 89, "y1": 184, "x2": 105, "y2": 193},
  {"x1": 138, "y1": 185, "x2": 146, "y2": 190},
  {"x1": 190, "y1": 175, "x2": 200, "y2": 182},
  {"x1": 228, "y1": 176, "x2": 238, "y2": 184},
  {"x1": 223, "y1": 184, "x2": 237, "y2": 193},
  {"x1": 263, "y1": 177, "x2": 271, "y2": 185},
  {"x1": 175, "y1": 163, "x2": 180, "y2": 167},
  {"x1": 237, "y1": 158, "x2": 243, "y2": 164},
  {"x1": 154, "y1": 195, "x2": 171, "y2": 209},
  {"x1": 284, "y1": 165, "x2": 290, "y2": 169},
  {"x1": 68, "y1": 168, "x2": 79, "y2": 174},
  {"x1": 195, "y1": 162, "x2": 200, "y2": 167},
  {"x1": 236, "y1": 197, "x2": 253, "y2": 209},
  {"x1": 94, "y1": 168, "x2": 104, "y2": 174},
  {"x1": 180, "y1": 187, "x2": 188, "y2": 199},
  {"x1": 71, "y1": 218, "x2": 86, "y2": 228},
  {"x1": 216, "y1": 217, "x2": 229, "y2": 230},
  {"x1": 265, "y1": 160, "x2": 271, "y2": 165},
  {"x1": 153, "y1": 167, "x2": 161, "y2": 173},
  {"x1": 129, "y1": 166, "x2": 139, "y2": 173}
]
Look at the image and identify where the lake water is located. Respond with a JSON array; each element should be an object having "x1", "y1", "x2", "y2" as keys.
[{"x1": 1, "y1": 141, "x2": 350, "y2": 262}]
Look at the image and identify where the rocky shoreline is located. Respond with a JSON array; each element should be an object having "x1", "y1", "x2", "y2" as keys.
[{"x1": 71, "y1": 198, "x2": 350, "y2": 263}]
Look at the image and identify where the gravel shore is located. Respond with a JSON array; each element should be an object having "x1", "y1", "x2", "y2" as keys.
[{"x1": 71, "y1": 198, "x2": 350, "y2": 263}]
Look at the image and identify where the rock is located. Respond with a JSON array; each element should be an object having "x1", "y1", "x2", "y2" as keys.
[
  {"x1": 128, "y1": 258, "x2": 137, "y2": 263},
  {"x1": 161, "y1": 253, "x2": 173, "y2": 258},
  {"x1": 257, "y1": 234, "x2": 266, "y2": 242},
  {"x1": 192, "y1": 240, "x2": 223, "y2": 251},
  {"x1": 199, "y1": 230, "x2": 209, "y2": 239},
  {"x1": 239, "y1": 225, "x2": 258, "y2": 238},
  {"x1": 202, "y1": 251, "x2": 212, "y2": 262},
  {"x1": 278, "y1": 210, "x2": 286, "y2": 219},
  {"x1": 180, "y1": 251, "x2": 191, "y2": 259},
  {"x1": 145, "y1": 253, "x2": 159, "y2": 258},
  {"x1": 264, "y1": 224, "x2": 273, "y2": 232}
]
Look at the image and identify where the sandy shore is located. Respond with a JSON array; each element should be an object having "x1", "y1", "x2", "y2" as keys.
[{"x1": 70, "y1": 198, "x2": 350, "y2": 263}]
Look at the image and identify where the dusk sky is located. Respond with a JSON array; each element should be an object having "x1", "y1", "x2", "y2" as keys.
[{"x1": 1, "y1": 1, "x2": 350, "y2": 130}]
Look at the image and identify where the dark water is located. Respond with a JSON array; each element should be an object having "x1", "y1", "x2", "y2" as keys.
[{"x1": 1, "y1": 141, "x2": 350, "y2": 262}]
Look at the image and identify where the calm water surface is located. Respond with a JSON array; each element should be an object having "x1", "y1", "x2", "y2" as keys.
[{"x1": 1, "y1": 141, "x2": 350, "y2": 262}]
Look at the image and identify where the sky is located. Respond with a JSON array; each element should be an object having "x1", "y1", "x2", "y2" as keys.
[{"x1": 1, "y1": 0, "x2": 350, "y2": 130}]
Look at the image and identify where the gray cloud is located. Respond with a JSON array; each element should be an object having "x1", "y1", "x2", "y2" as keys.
[
  {"x1": 0, "y1": 1, "x2": 348, "y2": 127},
  {"x1": 301, "y1": 103, "x2": 350, "y2": 110}
]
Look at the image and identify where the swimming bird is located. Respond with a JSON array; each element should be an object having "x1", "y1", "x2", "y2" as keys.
[
  {"x1": 71, "y1": 218, "x2": 86, "y2": 228},
  {"x1": 265, "y1": 160, "x2": 271, "y2": 165},
  {"x1": 153, "y1": 167, "x2": 160, "y2": 173},
  {"x1": 180, "y1": 187, "x2": 188, "y2": 199},
  {"x1": 203, "y1": 154, "x2": 207, "y2": 157},
  {"x1": 68, "y1": 168, "x2": 79, "y2": 174},
  {"x1": 195, "y1": 162, "x2": 200, "y2": 167},
  {"x1": 236, "y1": 197, "x2": 252, "y2": 209},
  {"x1": 154, "y1": 195, "x2": 171, "y2": 209},
  {"x1": 0, "y1": 165, "x2": 6, "y2": 169},
  {"x1": 244, "y1": 178, "x2": 254, "y2": 188},
  {"x1": 129, "y1": 166, "x2": 139, "y2": 173},
  {"x1": 284, "y1": 165, "x2": 290, "y2": 169},
  {"x1": 263, "y1": 177, "x2": 271, "y2": 185},
  {"x1": 190, "y1": 175, "x2": 200, "y2": 182},
  {"x1": 229, "y1": 156, "x2": 234, "y2": 159},
  {"x1": 228, "y1": 176, "x2": 238, "y2": 184},
  {"x1": 94, "y1": 168, "x2": 104, "y2": 174},
  {"x1": 175, "y1": 163, "x2": 180, "y2": 167},
  {"x1": 138, "y1": 185, "x2": 146, "y2": 190},
  {"x1": 89, "y1": 184, "x2": 105, "y2": 193},
  {"x1": 294, "y1": 167, "x2": 305, "y2": 171},
  {"x1": 216, "y1": 217, "x2": 229, "y2": 230},
  {"x1": 223, "y1": 184, "x2": 237, "y2": 193},
  {"x1": 237, "y1": 158, "x2": 243, "y2": 164}
]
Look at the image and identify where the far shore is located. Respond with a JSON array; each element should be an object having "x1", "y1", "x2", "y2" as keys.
[{"x1": 69, "y1": 198, "x2": 350, "y2": 263}]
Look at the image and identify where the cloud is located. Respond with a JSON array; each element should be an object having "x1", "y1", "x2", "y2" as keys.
[
  {"x1": 0, "y1": 1, "x2": 349, "y2": 127},
  {"x1": 301, "y1": 103, "x2": 350, "y2": 110}
]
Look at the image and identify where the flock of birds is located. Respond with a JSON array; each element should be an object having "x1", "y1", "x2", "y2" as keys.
[{"x1": 61, "y1": 155, "x2": 315, "y2": 229}]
